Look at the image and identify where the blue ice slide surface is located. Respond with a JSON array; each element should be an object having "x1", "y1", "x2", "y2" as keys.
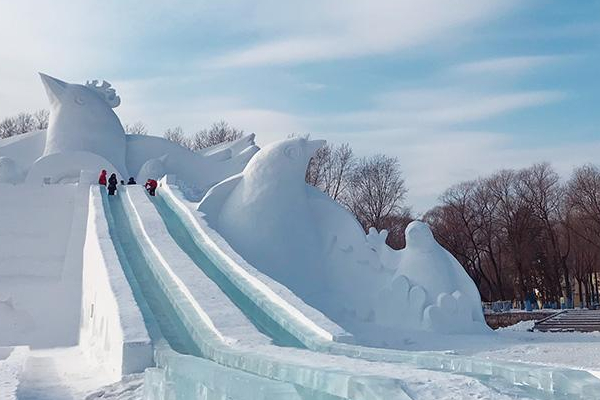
[{"x1": 101, "y1": 191, "x2": 332, "y2": 400}]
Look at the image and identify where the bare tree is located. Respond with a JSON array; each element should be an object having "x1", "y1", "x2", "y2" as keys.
[
  {"x1": 428, "y1": 180, "x2": 502, "y2": 300},
  {"x1": 33, "y1": 109, "x2": 49, "y2": 130},
  {"x1": 321, "y1": 143, "x2": 355, "y2": 201},
  {"x1": 347, "y1": 154, "x2": 407, "y2": 231},
  {"x1": 0, "y1": 117, "x2": 17, "y2": 139},
  {"x1": 124, "y1": 121, "x2": 148, "y2": 135},
  {"x1": 163, "y1": 126, "x2": 190, "y2": 149},
  {"x1": 518, "y1": 163, "x2": 572, "y2": 304},
  {"x1": 485, "y1": 170, "x2": 541, "y2": 301},
  {"x1": 190, "y1": 120, "x2": 243, "y2": 150},
  {"x1": 306, "y1": 143, "x2": 332, "y2": 187},
  {"x1": 14, "y1": 113, "x2": 36, "y2": 135},
  {"x1": 567, "y1": 165, "x2": 600, "y2": 242}
]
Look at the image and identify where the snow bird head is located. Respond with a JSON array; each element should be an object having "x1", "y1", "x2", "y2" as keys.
[
  {"x1": 39, "y1": 73, "x2": 121, "y2": 110},
  {"x1": 405, "y1": 220, "x2": 436, "y2": 252},
  {"x1": 244, "y1": 137, "x2": 326, "y2": 183},
  {"x1": 38, "y1": 73, "x2": 128, "y2": 176}
]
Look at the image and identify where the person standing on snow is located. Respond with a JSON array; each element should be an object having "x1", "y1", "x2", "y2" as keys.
[
  {"x1": 127, "y1": 177, "x2": 137, "y2": 185},
  {"x1": 98, "y1": 169, "x2": 107, "y2": 186},
  {"x1": 108, "y1": 173, "x2": 118, "y2": 195},
  {"x1": 145, "y1": 178, "x2": 158, "y2": 196}
]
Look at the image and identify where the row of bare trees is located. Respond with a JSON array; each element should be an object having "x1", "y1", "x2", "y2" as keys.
[
  {"x1": 161, "y1": 120, "x2": 243, "y2": 151},
  {"x1": 424, "y1": 163, "x2": 600, "y2": 305},
  {"x1": 0, "y1": 110, "x2": 49, "y2": 139},
  {"x1": 304, "y1": 140, "x2": 411, "y2": 249}
]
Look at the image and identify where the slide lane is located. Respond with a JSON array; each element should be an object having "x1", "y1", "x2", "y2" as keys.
[
  {"x1": 100, "y1": 190, "x2": 312, "y2": 400},
  {"x1": 156, "y1": 179, "x2": 600, "y2": 400}
]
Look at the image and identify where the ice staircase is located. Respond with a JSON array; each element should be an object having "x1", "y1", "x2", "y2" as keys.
[{"x1": 534, "y1": 310, "x2": 600, "y2": 332}]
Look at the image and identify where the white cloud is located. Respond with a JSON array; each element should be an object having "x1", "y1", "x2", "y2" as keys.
[
  {"x1": 452, "y1": 55, "x2": 563, "y2": 75},
  {"x1": 314, "y1": 89, "x2": 565, "y2": 131},
  {"x1": 209, "y1": 0, "x2": 518, "y2": 67},
  {"x1": 299, "y1": 82, "x2": 326, "y2": 91},
  {"x1": 416, "y1": 91, "x2": 565, "y2": 124}
]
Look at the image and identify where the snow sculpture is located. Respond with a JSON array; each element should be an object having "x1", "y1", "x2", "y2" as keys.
[
  {"x1": 199, "y1": 137, "x2": 327, "y2": 300},
  {"x1": 199, "y1": 137, "x2": 489, "y2": 339},
  {"x1": 0, "y1": 157, "x2": 21, "y2": 183},
  {"x1": 0, "y1": 73, "x2": 257, "y2": 188},
  {"x1": 369, "y1": 221, "x2": 488, "y2": 334},
  {"x1": 25, "y1": 151, "x2": 121, "y2": 184},
  {"x1": 39, "y1": 73, "x2": 129, "y2": 177},
  {"x1": 136, "y1": 155, "x2": 168, "y2": 184}
]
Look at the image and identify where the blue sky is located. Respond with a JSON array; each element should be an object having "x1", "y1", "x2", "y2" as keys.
[{"x1": 0, "y1": 0, "x2": 598, "y2": 211}]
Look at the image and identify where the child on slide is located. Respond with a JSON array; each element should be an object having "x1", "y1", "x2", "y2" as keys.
[
  {"x1": 98, "y1": 170, "x2": 107, "y2": 186},
  {"x1": 145, "y1": 178, "x2": 158, "y2": 196}
]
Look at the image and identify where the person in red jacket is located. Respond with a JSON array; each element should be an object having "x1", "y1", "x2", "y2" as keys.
[
  {"x1": 145, "y1": 178, "x2": 158, "y2": 196},
  {"x1": 98, "y1": 170, "x2": 107, "y2": 186}
]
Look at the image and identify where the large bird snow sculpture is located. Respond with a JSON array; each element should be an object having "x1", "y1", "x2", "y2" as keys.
[
  {"x1": 0, "y1": 73, "x2": 258, "y2": 189},
  {"x1": 39, "y1": 74, "x2": 129, "y2": 177},
  {"x1": 199, "y1": 137, "x2": 489, "y2": 342}
]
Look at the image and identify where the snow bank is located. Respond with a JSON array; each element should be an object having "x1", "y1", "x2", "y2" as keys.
[
  {"x1": 0, "y1": 131, "x2": 46, "y2": 183},
  {"x1": 0, "y1": 347, "x2": 28, "y2": 400},
  {"x1": 0, "y1": 157, "x2": 23, "y2": 183},
  {"x1": 0, "y1": 183, "x2": 85, "y2": 347},
  {"x1": 79, "y1": 186, "x2": 152, "y2": 380}
]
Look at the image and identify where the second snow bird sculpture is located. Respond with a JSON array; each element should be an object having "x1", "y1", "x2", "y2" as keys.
[
  {"x1": 199, "y1": 137, "x2": 490, "y2": 342},
  {"x1": 198, "y1": 137, "x2": 328, "y2": 301},
  {"x1": 39, "y1": 73, "x2": 129, "y2": 177}
]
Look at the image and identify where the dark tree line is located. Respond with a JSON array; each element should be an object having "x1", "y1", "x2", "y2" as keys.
[{"x1": 424, "y1": 163, "x2": 600, "y2": 305}]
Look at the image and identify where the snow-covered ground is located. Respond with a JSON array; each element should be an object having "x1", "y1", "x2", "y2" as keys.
[{"x1": 4, "y1": 324, "x2": 599, "y2": 400}]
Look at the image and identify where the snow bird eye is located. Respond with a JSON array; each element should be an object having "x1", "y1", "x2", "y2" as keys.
[
  {"x1": 74, "y1": 96, "x2": 85, "y2": 105},
  {"x1": 283, "y1": 145, "x2": 300, "y2": 160}
]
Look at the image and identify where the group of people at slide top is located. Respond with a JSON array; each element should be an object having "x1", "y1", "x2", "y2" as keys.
[{"x1": 98, "y1": 169, "x2": 157, "y2": 196}]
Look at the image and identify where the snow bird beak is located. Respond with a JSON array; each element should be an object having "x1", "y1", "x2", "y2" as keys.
[
  {"x1": 39, "y1": 73, "x2": 67, "y2": 105},
  {"x1": 307, "y1": 139, "x2": 326, "y2": 156}
]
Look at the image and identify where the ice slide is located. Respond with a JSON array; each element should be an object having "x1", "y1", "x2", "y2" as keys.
[
  {"x1": 99, "y1": 188, "x2": 319, "y2": 399},
  {"x1": 154, "y1": 178, "x2": 600, "y2": 400},
  {"x1": 106, "y1": 185, "x2": 557, "y2": 400},
  {"x1": 104, "y1": 187, "x2": 419, "y2": 399}
]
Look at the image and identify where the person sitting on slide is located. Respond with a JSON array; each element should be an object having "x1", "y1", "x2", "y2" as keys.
[
  {"x1": 98, "y1": 169, "x2": 107, "y2": 186},
  {"x1": 145, "y1": 178, "x2": 158, "y2": 196}
]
